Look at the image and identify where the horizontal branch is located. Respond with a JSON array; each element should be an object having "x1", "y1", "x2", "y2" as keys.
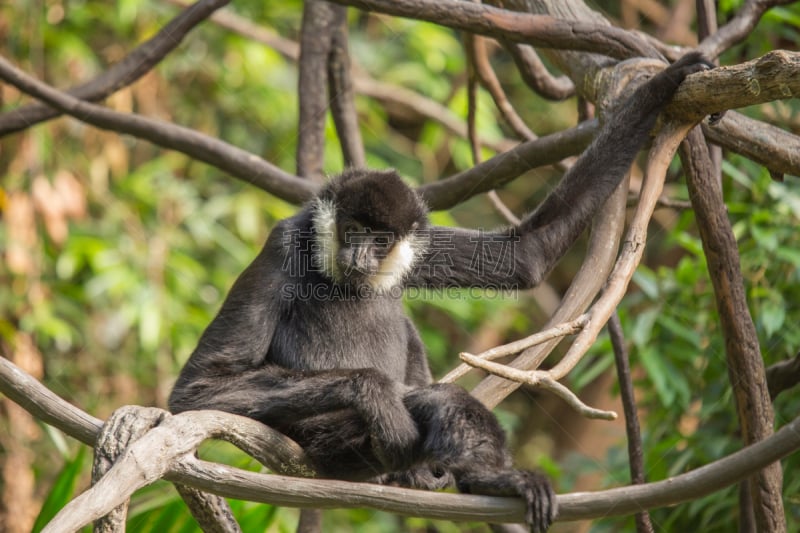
[
  {"x1": 4, "y1": 348, "x2": 800, "y2": 529},
  {"x1": 0, "y1": 54, "x2": 317, "y2": 205},
  {"x1": 670, "y1": 50, "x2": 800, "y2": 120},
  {"x1": 703, "y1": 111, "x2": 800, "y2": 179},
  {"x1": 170, "y1": 411, "x2": 800, "y2": 523},
  {"x1": 418, "y1": 119, "x2": 598, "y2": 210},
  {"x1": 327, "y1": 0, "x2": 659, "y2": 59}
]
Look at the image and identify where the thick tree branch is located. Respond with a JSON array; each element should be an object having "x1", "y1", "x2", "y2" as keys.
[
  {"x1": 0, "y1": 0, "x2": 230, "y2": 137},
  {"x1": 0, "y1": 55, "x2": 317, "y2": 205},
  {"x1": 6, "y1": 359, "x2": 792, "y2": 533},
  {"x1": 703, "y1": 111, "x2": 800, "y2": 179},
  {"x1": 669, "y1": 50, "x2": 800, "y2": 121},
  {"x1": 296, "y1": 1, "x2": 339, "y2": 181},
  {"x1": 4, "y1": 344, "x2": 800, "y2": 530},
  {"x1": 681, "y1": 127, "x2": 784, "y2": 532},
  {"x1": 327, "y1": 0, "x2": 660, "y2": 59}
]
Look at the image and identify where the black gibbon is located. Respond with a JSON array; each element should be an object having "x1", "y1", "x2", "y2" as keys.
[{"x1": 169, "y1": 52, "x2": 712, "y2": 532}]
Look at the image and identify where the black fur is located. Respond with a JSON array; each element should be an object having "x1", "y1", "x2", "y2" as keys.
[{"x1": 169, "y1": 53, "x2": 711, "y2": 533}]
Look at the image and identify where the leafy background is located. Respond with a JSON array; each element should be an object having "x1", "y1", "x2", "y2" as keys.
[{"x1": 1, "y1": 1, "x2": 799, "y2": 531}]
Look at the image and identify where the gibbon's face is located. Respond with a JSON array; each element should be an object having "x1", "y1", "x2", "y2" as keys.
[{"x1": 312, "y1": 170, "x2": 427, "y2": 291}]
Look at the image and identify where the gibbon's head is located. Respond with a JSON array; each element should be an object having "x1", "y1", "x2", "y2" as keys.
[{"x1": 312, "y1": 169, "x2": 428, "y2": 290}]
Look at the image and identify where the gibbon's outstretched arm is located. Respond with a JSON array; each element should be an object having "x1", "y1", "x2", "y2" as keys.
[{"x1": 407, "y1": 52, "x2": 712, "y2": 290}]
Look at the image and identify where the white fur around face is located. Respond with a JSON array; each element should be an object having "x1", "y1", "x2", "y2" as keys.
[
  {"x1": 312, "y1": 198, "x2": 342, "y2": 281},
  {"x1": 368, "y1": 234, "x2": 419, "y2": 291},
  {"x1": 312, "y1": 197, "x2": 424, "y2": 290}
]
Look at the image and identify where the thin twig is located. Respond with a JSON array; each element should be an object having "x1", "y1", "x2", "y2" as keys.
[
  {"x1": 470, "y1": 36, "x2": 538, "y2": 141},
  {"x1": 464, "y1": 33, "x2": 522, "y2": 226},
  {"x1": 608, "y1": 312, "x2": 654, "y2": 533},
  {"x1": 459, "y1": 352, "x2": 617, "y2": 420}
]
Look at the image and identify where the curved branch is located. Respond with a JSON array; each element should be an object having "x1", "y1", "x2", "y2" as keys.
[
  {"x1": 0, "y1": 0, "x2": 230, "y2": 137},
  {"x1": 42, "y1": 408, "x2": 312, "y2": 533},
  {"x1": 547, "y1": 122, "x2": 693, "y2": 381},
  {"x1": 468, "y1": 36, "x2": 537, "y2": 141},
  {"x1": 0, "y1": 354, "x2": 101, "y2": 446},
  {"x1": 418, "y1": 119, "x2": 597, "y2": 210},
  {"x1": 698, "y1": 0, "x2": 797, "y2": 59},
  {"x1": 0, "y1": 55, "x2": 317, "y2": 205},
  {"x1": 327, "y1": 0, "x2": 660, "y2": 59},
  {"x1": 470, "y1": 172, "x2": 629, "y2": 408},
  {"x1": 502, "y1": 42, "x2": 575, "y2": 101}
]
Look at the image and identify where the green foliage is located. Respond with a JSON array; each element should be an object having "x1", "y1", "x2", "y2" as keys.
[
  {"x1": 583, "y1": 156, "x2": 800, "y2": 532},
  {"x1": 2, "y1": 1, "x2": 799, "y2": 532},
  {"x1": 32, "y1": 448, "x2": 88, "y2": 533}
]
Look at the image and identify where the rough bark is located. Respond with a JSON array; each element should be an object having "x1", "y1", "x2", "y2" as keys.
[{"x1": 681, "y1": 128, "x2": 784, "y2": 533}]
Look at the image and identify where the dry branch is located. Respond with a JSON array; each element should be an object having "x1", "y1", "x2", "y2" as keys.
[
  {"x1": 549, "y1": 122, "x2": 693, "y2": 380},
  {"x1": 469, "y1": 174, "x2": 629, "y2": 408},
  {"x1": 468, "y1": 121, "x2": 693, "y2": 411},
  {"x1": 442, "y1": 314, "x2": 589, "y2": 383}
]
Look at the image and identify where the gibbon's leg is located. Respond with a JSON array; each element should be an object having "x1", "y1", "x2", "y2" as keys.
[
  {"x1": 169, "y1": 365, "x2": 419, "y2": 474},
  {"x1": 404, "y1": 384, "x2": 556, "y2": 533}
]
